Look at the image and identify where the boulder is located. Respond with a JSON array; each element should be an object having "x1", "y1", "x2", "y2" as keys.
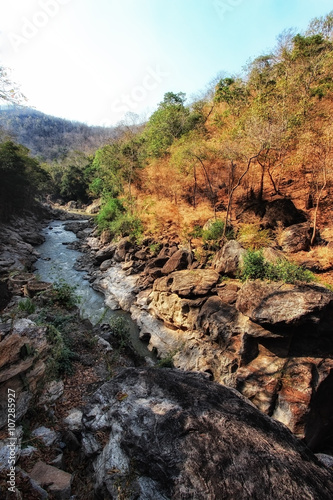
[
  {"x1": 153, "y1": 269, "x2": 220, "y2": 297},
  {"x1": 32, "y1": 426, "x2": 58, "y2": 447},
  {"x1": 114, "y1": 237, "x2": 133, "y2": 262},
  {"x1": 86, "y1": 199, "x2": 101, "y2": 214},
  {"x1": 29, "y1": 461, "x2": 72, "y2": 499},
  {"x1": 0, "y1": 320, "x2": 50, "y2": 429},
  {"x1": 212, "y1": 240, "x2": 246, "y2": 277},
  {"x1": 82, "y1": 367, "x2": 333, "y2": 500},
  {"x1": 279, "y1": 223, "x2": 313, "y2": 253},
  {"x1": 161, "y1": 249, "x2": 192, "y2": 274},
  {"x1": 236, "y1": 281, "x2": 333, "y2": 326},
  {"x1": 94, "y1": 243, "x2": 117, "y2": 263}
]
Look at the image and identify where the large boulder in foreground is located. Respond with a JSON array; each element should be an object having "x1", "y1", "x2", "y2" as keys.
[{"x1": 82, "y1": 368, "x2": 333, "y2": 500}]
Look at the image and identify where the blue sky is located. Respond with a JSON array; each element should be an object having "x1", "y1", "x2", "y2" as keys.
[{"x1": 0, "y1": 0, "x2": 332, "y2": 126}]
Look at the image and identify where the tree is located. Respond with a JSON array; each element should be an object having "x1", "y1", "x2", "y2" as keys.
[
  {"x1": 0, "y1": 141, "x2": 49, "y2": 220},
  {"x1": 141, "y1": 92, "x2": 200, "y2": 158}
]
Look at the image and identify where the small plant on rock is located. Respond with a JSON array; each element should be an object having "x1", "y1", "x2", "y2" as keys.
[{"x1": 52, "y1": 280, "x2": 80, "y2": 309}]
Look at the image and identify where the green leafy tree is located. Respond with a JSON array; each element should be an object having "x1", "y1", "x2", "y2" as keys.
[
  {"x1": 141, "y1": 92, "x2": 201, "y2": 158},
  {"x1": 0, "y1": 141, "x2": 49, "y2": 220}
]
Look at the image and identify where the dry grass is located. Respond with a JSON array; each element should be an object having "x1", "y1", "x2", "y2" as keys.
[{"x1": 237, "y1": 223, "x2": 273, "y2": 250}]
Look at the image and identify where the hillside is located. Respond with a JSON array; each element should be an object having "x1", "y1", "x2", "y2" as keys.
[{"x1": 0, "y1": 106, "x2": 116, "y2": 161}]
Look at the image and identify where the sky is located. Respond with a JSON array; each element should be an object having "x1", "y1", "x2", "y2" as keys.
[{"x1": 0, "y1": 0, "x2": 332, "y2": 127}]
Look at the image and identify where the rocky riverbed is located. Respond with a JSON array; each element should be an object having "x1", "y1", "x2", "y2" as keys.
[{"x1": 1, "y1": 206, "x2": 333, "y2": 498}]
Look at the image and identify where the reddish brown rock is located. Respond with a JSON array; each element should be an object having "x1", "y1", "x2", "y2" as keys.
[
  {"x1": 161, "y1": 249, "x2": 192, "y2": 274},
  {"x1": 29, "y1": 461, "x2": 72, "y2": 499}
]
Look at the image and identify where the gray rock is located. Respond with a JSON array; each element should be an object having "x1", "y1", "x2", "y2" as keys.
[
  {"x1": 100, "y1": 259, "x2": 112, "y2": 271},
  {"x1": 63, "y1": 410, "x2": 83, "y2": 432},
  {"x1": 279, "y1": 222, "x2": 313, "y2": 253},
  {"x1": 32, "y1": 426, "x2": 58, "y2": 447},
  {"x1": 94, "y1": 243, "x2": 117, "y2": 263},
  {"x1": 212, "y1": 240, "x2": 246, "y2": 277},
  {"x1": 39, "y1": 380, "x2": 64, "y2": 404},
  {"x1": 82, "y1": 368, "x2": 333, "y2": 500}
]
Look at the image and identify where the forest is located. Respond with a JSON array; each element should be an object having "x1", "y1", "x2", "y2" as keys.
[{"x1": 1, "y1": 12, "x2": 333, "y2": 251}]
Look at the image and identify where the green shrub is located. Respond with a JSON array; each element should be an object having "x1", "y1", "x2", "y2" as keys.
[
  {"x1": 266, "y1": 259, "x2": 315, "y2": 284},
  {"x1": 109, "y1": 212, "x2": 143, "y2": 241},
  {"x1": 202, "y1": 220, "x2": 234, "y2": 249},
  {"x1": 97, "y1": 197, "x2": 143, "y2": 241},
  {"x1": 46, "y1": 324, "x2": 76, "y2": 377},
  {"x1": 239, "y1": 250, "x2": 315, "y2": 284},
  {"x1": 18, "y1": 298, "x2": 36, "y2": 314},
  {"x1": 109, "y1": 316, "x2": 130, "y2": 350},
  {"x1": 239, "y1": 250, "x2": 268, "y2": 281},
  {"x1": 52, "y1": 280, "x2": 80, "y2": 309},
  {"x1": 96, "y1": 198, "x2": 125, "y2": 232}
]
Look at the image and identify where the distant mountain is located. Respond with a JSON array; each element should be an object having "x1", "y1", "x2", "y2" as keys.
[{"x1": 0, "y1": 106, "x2": 116, "y2": 161}]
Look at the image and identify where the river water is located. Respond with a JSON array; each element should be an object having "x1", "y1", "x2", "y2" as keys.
[{"x1": 34, "y1": 220, "x2": 153, "y2": 358}]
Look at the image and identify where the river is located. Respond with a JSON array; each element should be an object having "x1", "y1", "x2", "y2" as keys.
[{"x1": 34, "y1": 219, "x2": 153, "y2": 359}]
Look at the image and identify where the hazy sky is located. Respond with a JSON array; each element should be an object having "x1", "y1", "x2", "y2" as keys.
[{"x1": 0, "y1": 0, "x2": 332, "y2": 126}]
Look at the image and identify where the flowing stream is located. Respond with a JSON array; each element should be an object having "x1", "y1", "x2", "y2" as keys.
[{"x1": 34, "y1": 219, "x2": 153, "y2": 359}]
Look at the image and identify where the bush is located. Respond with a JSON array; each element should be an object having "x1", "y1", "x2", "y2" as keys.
[
  {"x1": 109, "y1": 316, "x2": 130, "y2": 350},
  {"x1": 202, "y1": 220, "x2": 234, "y2": 249},
  {"x1": 239, "y1": 250, "x2": 315, "y2": 284},
  {"x1": 266, "y1": 259, "x2": 315, "y2": 283},
  {"x1": 239, "y1": 250, "x2": 268, "y2": 281},
  {"x1": 96, "y1": 198, "x2": 125, "y2": 232},
  {"x1": 52, "y1": 280, "x2": 80, "y2": 309},
  {"x1": 18, "y1": 298, "x2": 36, "y2": 314},
  {"x1": 97, "y1": 197, "x2": 143, "y2": 241},
  {"x1": 46, "y1": 324, "x2": 76, "y2": 377},
  {"x1": 108, "y1": 212, "x2": 143, "y2": 241}
]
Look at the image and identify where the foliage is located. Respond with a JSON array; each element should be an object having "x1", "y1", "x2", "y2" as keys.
[
  {"x1": 109, "y1": 316, "x2": 130, "y2": 350},
  {"x1": 96, "y1": 197, "x2": 143, "y2": 240},
  {"x1": 239, "y1": 250, "x2": 315, "y2": 283},
  {"x1": 202, "y1": 220, "x2": 234, "y2": 249},
  {"x1": 239, "y1": 250, "x2": 268, "y2": 281},
  {"x1": 237, "y1": 224, "x2": 273, "y2": 250},
  {"x1": 141, "y1": 92, "x2": 202, "y2": 158},
  {"x1": 0, "y1": 140, "x2": 50, "y2": 220},
  {"x1": 18, "y1": 298, "x2": 36, "y2": 315},
  {"x1": 52, "y1": 280, "x2": 80, "y2": 309},
  {"x1": 0, "y1": 106, "x2": 114, "y2": 162},
  {"x1": 46, "y1": 324, "x2": 76, "y2": 377},
  {"x1": 96, "y1": 198, "x2": 125, "y2": 231}
]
